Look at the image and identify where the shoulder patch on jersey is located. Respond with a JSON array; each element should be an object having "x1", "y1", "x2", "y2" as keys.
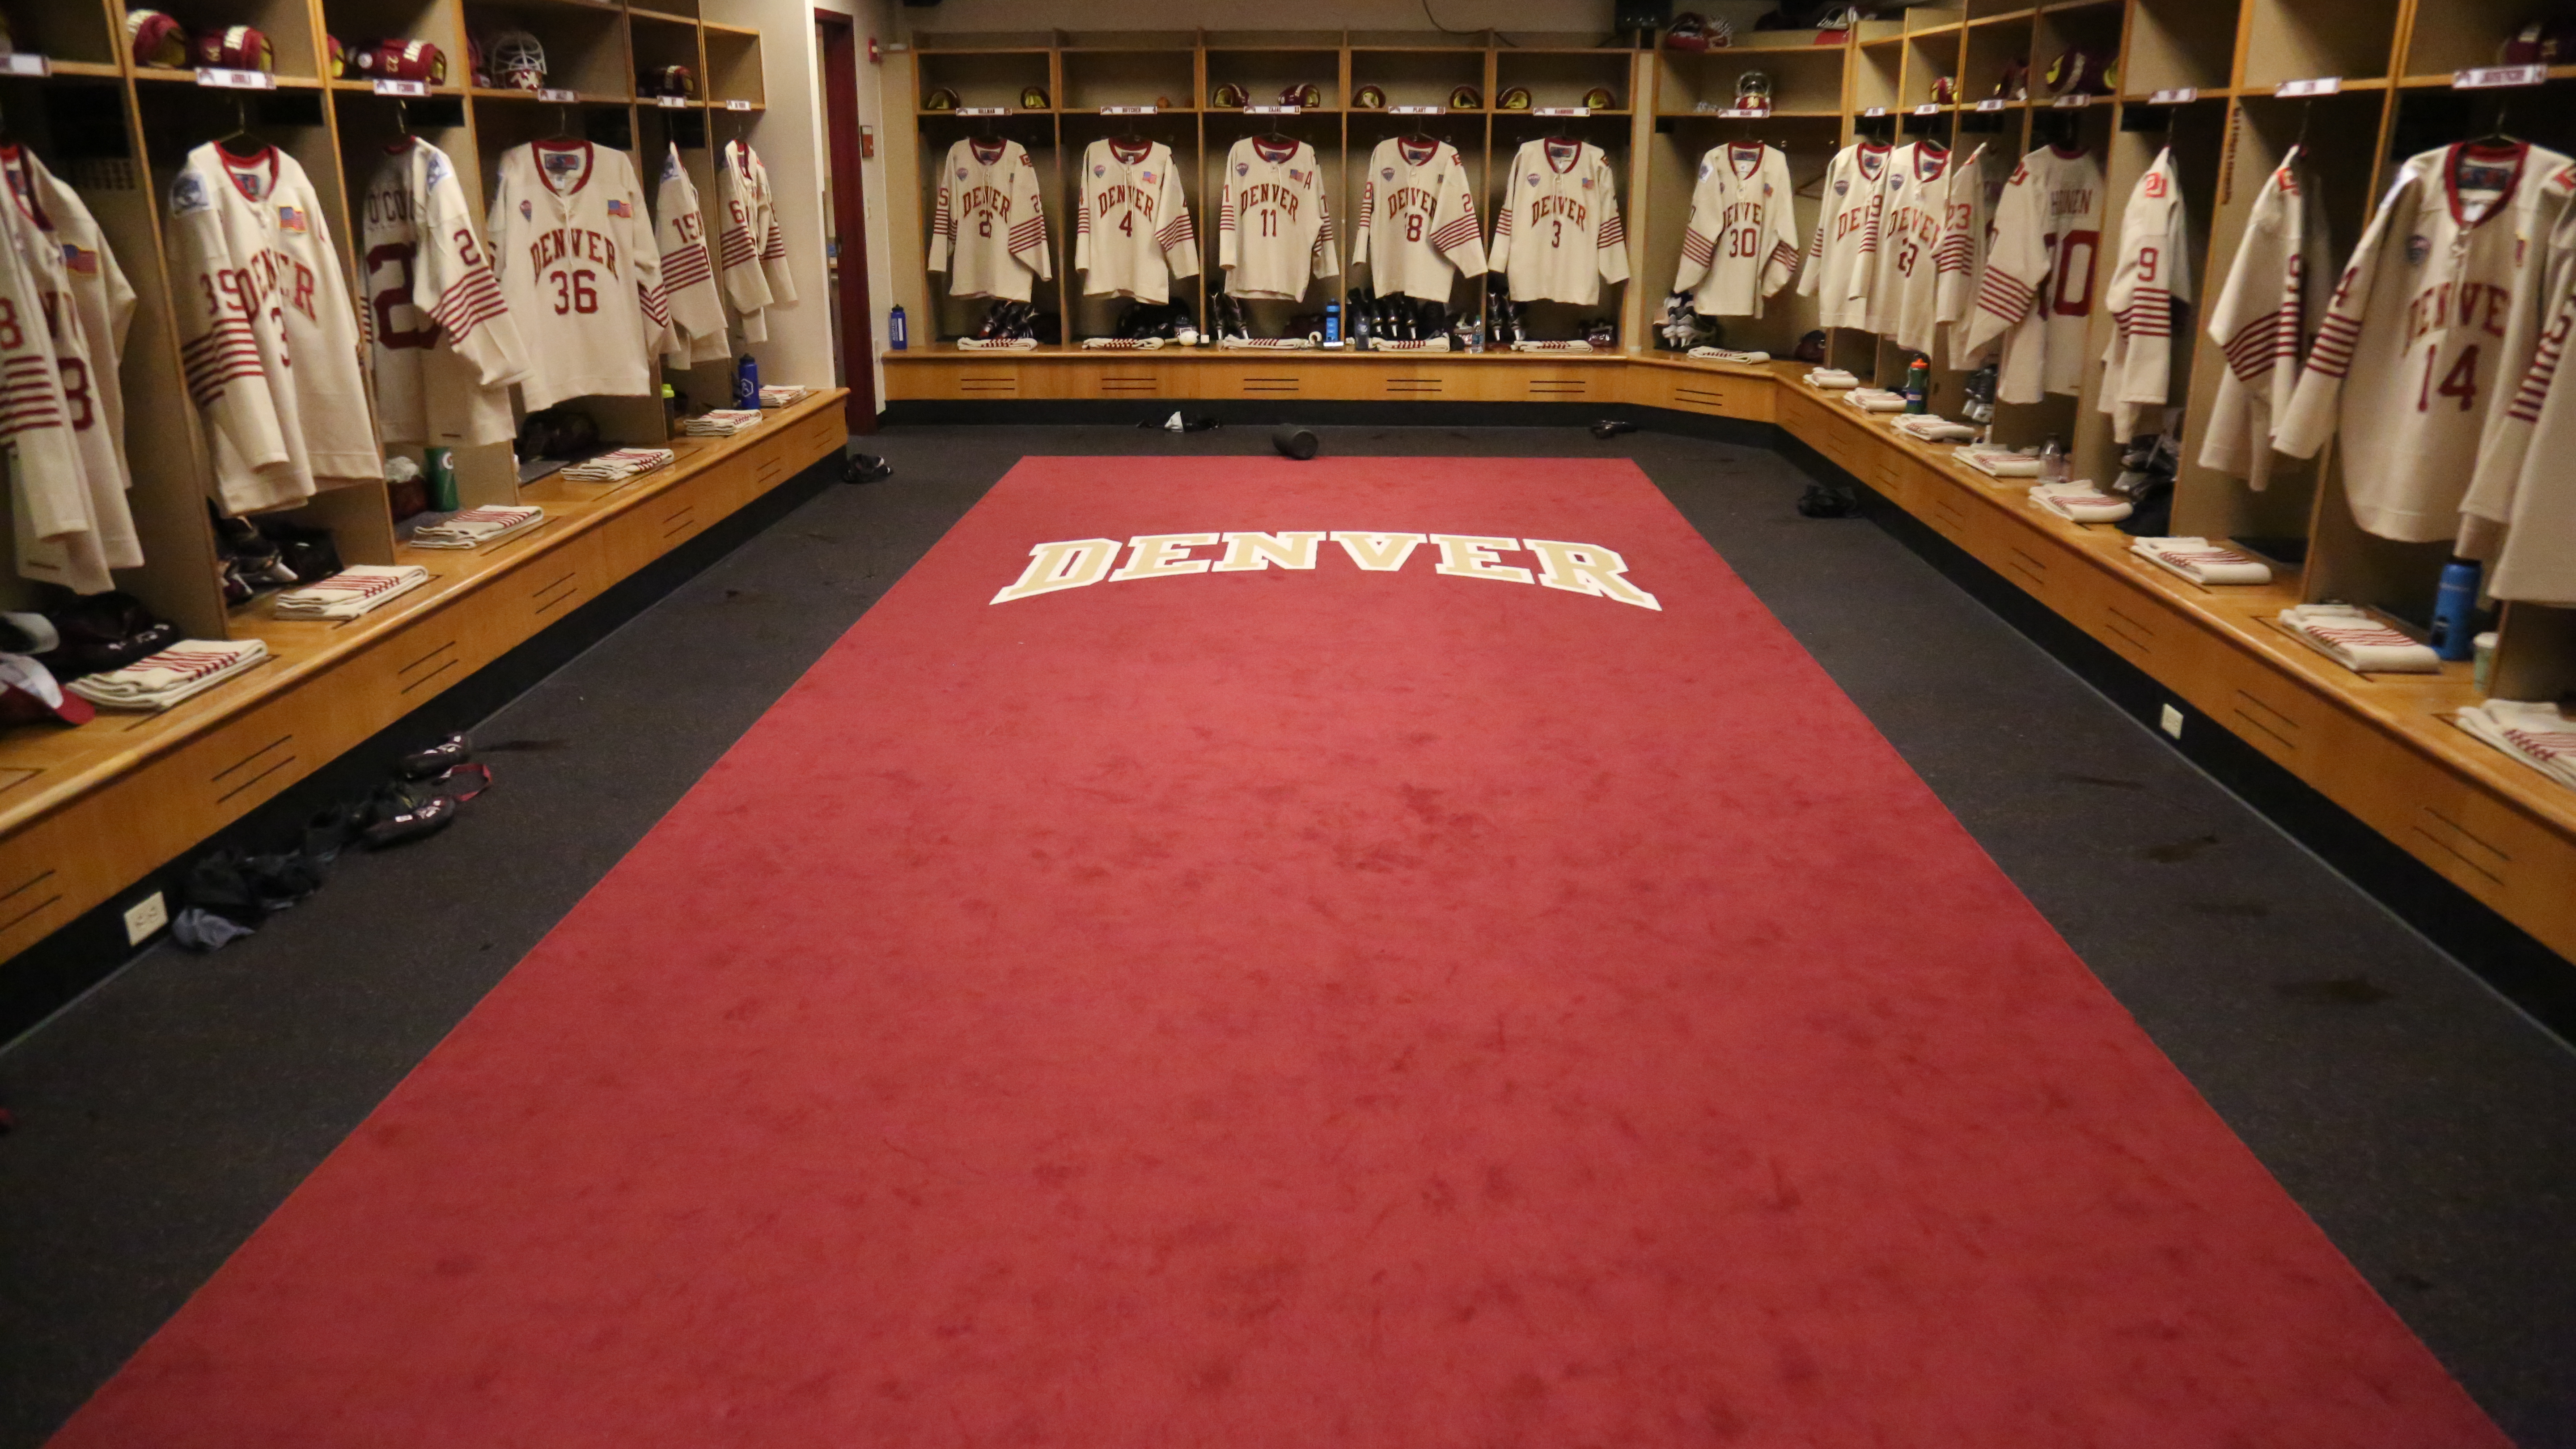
[
  {"x1": 1383, "y1": 167, "x2": 1395, "y2": 181},
  {"x1": 1237, "y1": 163, "x2": 1249, "y2": 176},
  {"x1": 171, "y1": 169, "x2": 212, "y2": 217},
  {"x1": 1698, "y1": 161, "x2": 1712, "y2": 180},
  {"x1": 661, "y1": 149, "x2": 685, "y2": 183},
  {"x1": 521, "y1": 199, "x2": 534, "y2": 221},
  {"x1": 1020, "y1": 153, "x2": 1034, "y2": 166},
  {"x1": 1094, "y1": 164, "x2": 1106, "y2": 177},
  {"x1": 427, "y1": 146, "x2": 453, "y2": 191},
  {"x1": 1526, "y1": 173, "x2": 1540, "y2": 186},
  {"x1": 957, "y1": 167, "x2": 969, "y2": 180},
  {"x1": 1833, "y1": 178, "x2": 1848, "y2": 196},
  {"x1": 2405, "y1": 233, "x2": 2430, "y2": 264}
]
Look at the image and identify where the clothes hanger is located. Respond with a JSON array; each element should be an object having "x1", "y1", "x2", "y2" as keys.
[
  {"x1": 2478, "y1": 97, "x2": 2515, "y2": 147},
  {"x1": 217, "y1": 94, "x2": 258, "y2": 151}
]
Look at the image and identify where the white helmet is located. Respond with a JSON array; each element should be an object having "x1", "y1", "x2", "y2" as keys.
[{"x1": 489, "y1": 29, "x2": 546, "y2": 90}]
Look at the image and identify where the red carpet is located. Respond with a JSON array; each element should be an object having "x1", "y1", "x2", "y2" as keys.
[{"x1": 55, "y1": 458, "x2": 2505, "y2": 1446}]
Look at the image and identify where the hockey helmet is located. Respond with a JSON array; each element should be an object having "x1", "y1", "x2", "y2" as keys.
[
  {"x1": 1019, "y1": 84, "x2": 1050, "y2": 109},
  {"x1": 1448, "y1": 84, "x2": 1483, "y2": 110},
  {"x1": 2044, "y1": 45, "x2": 2114, "y2": 96},
  {"x1": 923, "y1": 86, "x2": 959, "y2": 110},
  {"x1": 1812, "y1": 5, "x2": 1862, "y2": 30},
  {"x1": 1665, "y1": 12, "x2": 1711, "y2": 50},
  {"x1": 642, "y1": 62, "x2": 694, "y2": 97},
  {"x1": 1352, "y1": 84, "x2": 1386, "y2": 110},
  {"x1": 1582, "y1": 85, "x2": 1617, "y2": 110},
  {"x1": 327, "y1": 34, "x2": 345, "y2": 78},
  {"x1": 489, "y1": 29, "x2": 547, "y2": 91},
  {"x1": 1210, "y1": 82, "x2": 1247, "y2": 109},
  {"x1": 467, "y1": 35, "x2": 488, "y2": 88},
  {"x1": 1928, "y1": 73, "x2": 1956, "y2": 103},
  {"x1": 195, "y1": 25, "x2": 273, "y2": 73},
  {"x1": 1734, "y1": 69, "x2": 1774, "y2": 107},
  {"x1": 1497, "y1": 85, "x2": 1533, "y2": 110},
  {"x1": 126, "y1": 9, "x2": 191, "y2": 69},
  {"x1": 364, "y1": 40, "x2": 447, "y2": 84},
  {"x1": 2503, "y1": 20, "x2": 2576, "y2": 64},
  {"x1": 1994, "y1": 57, "x2": 2028, "y2": 100},
  {"x1": 1278, "y1": 81, "x2": 1322, "y2": 108}
]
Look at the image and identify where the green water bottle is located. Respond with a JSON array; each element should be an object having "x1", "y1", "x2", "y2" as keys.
[
  {"x1": 425, "y1": 448, "x2": 458, "y2": 511},
  {"x1": 1903, "y1": 355, "x2": 1930, "y2": 414}
]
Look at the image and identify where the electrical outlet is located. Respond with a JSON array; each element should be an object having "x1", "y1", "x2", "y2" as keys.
[
  {"x1": 2159, "y1": 704, "x2": 2185, "y2": 740},
  {"x1": 123, "y1": 890, "x2": 169, "y2": 946}
]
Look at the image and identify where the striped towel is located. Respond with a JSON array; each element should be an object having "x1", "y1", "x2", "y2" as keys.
[
  {"x1": 2457, "y1": 700, "x2": 2576, "y2": 792},
  {"x1": 67, "y1": 639, "x2": 268, "y2": 712},
  {"x1": 2130, "y1": 538, "x2": 2274, "y2": 586},
  {"x1": 2279, "y1": 604, "x2": 2440, "y2": 674},
  {"x1": 412, "y1": 504, "x2": 547, "y2": 548},
  {"x1": 681, "y1": 410, "x2": 764, "y2": 436},
  {"x1": 560, "y1": 450, "x2": 676, "y2": 483},
  {"x1": 275, "y1": 564, "x2": 431, "y2": 620}
]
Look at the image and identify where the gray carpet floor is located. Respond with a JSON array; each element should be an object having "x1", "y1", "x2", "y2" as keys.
[{"x1": 1, "y1": 424, "x2": 2569, "y2": 1447}]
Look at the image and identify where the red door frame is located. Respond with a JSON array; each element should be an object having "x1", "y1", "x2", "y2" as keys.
[{"x1": 815, "y1": 10, "x2": 877, "y2": 433}]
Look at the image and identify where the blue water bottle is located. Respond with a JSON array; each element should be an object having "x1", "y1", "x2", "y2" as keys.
[
  {"x1": 1324, "y1": 300, "x2": 1341, "y2": 345},
  {"x1": 889, "y1": 304, "x2": 908, "y2": 351},
  {"x1": 2429, "y1": 559, "x2": 2482, "y2": 661},
  {"x1": 735, "y1": 353, "x2": 760, "y2": 409}
]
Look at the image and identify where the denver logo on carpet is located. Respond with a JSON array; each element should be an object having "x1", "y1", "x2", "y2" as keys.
[{"x1": 993, "y1": 531, "x2": 1662, "y2": 610}]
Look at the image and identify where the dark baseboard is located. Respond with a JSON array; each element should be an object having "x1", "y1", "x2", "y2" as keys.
[
  {"x1": 0, "y1": 454, "x2": 847, "y2": 1049},
  {"x1": 882, "y1": 396, "x2": 1773, "y2": 446}
]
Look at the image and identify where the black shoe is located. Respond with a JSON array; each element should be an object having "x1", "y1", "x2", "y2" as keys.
[
  {"x1": 398, "y1": 733, "x2": 470, "y2": 779},
  {"x1": 1590, "y1": 419, "x2": 1637, "y2": 439},
  {"x1": 362, "y1": 791, "x2": 458, "y2": 849},
  {"x1": 843, "y1": 452, "x2": 893, "y2": 484}
]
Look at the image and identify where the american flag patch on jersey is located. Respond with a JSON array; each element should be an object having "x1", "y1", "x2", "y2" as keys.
[
  {"x1": 278, "y1": 205, "x2": 306, "y2": 233},
  {"x1": 608, "y1": 199, "x2": 632, "y2": 217},
  {"x1": 61, "y1": 245, "x2": 96, "y2": 276}
]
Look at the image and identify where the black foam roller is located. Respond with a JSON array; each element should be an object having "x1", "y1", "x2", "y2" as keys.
[{"x1": 1272, "y1": 426, "x2": 1319, "y2": 461}]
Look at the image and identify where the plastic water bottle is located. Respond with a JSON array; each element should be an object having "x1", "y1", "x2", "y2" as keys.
[
  {"x1": 2038, "y1": 434, "x2": 2068, "y2": 485},
  {"x1": 888, "y1": 304, "x2": 908, "y2": 350},
  {"x1": 1902, "y1": 355, "x2": 1930, "y2": 414},
  {"x1": 1324, "y1": 301, "x2": 1341, "y2": 345},
  {"x1": 735, "y1": 354, "x2": 760, "y2": 409},
  {"x1": 2429, "y1": 559, "x2": 2482, "y2": 661}
]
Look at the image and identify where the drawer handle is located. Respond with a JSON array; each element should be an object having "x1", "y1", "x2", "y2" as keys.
[
  {"x1": 0, "y1": 866, "x2": 60, "y2": 935},
  {"x1": 212, "y1": 733, "x2": 297, "y2": 804}
]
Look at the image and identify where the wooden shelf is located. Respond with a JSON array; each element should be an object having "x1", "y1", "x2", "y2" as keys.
[{"x1": 472, "y1": 86, "x2": 634, "y2": 104}]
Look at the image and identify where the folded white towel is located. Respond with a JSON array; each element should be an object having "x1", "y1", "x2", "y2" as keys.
[
  {"x1": 1508, "y1": 339, "x2": 1602, "y2": 352},
  {"x1": 680, "y1": 409, "x2": 764, "y2": 436},
  {"x1": 559, "y1": 449, "x2": 676, "y2": 483},
  {"x1": 1845, "y1": 389, "x2": 1907, "y2": 413},
  {"x1": 1890, "y1": 415, "x2": 1976, "y2": 441},
  {"x1": 274, "y1": 564, "x2": 430, "y2": 620},
  {"x1": 412, "y1": 504, "x2": 547, "y2": 549},
  {"x1": 1805, "y1": 369, "x2": 1859, "y2": 389},
  {"x1": 65, "y1": 639, "x2": 268, "y2": 711},
  {"x1": 1687, "y1": 346, "x2": 1771, "y2": 364},
  {"x1": 1371, "y1": 336, "x2": 1453, "y2": 352},
  {"x1": 757, "y1": 385, "x2": 815, "y2": 407},
  {"x1": 1220, "y1": 335, "x2": 1319, "y2": 350},
  {"x1": 2029, "y1": 481, "x2": 2134, "y2": 522},
  {"x1": 2279, "y1": 604, "x2": 2442, "y2": 674},
  {"x1": 2457, "y1": 699, "x2": 2576, "y2": 792},
  {"x1": 2131, "y1": 537, "x2": 2275, "y2": 586},
  {"x1": 1961, "y1": 447, "x2": 2041, "y2": 477},
  {"x1": 1079, "y1": 336, "x2": 1166, "y2": 350},
  {"x1": 955, "y1": 337, "x2": 1039, "y2": 351}
]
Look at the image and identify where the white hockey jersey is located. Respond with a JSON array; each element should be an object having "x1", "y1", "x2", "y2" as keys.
[
  {"x1": 169, "y1": 141, "x2": 378, "y2": 515},
  {"x1": 1073, "y1": 138, "x2": 1199, "y2": 303},
  {"x1": 1859, "y1": 140, "x2": 1954, "y2": 345},
  {"x1": 1939, "y1": 144, "x2": 2012, "y2": 365},
  {"x1": 1352, "y1": 136, "x2": 1486, "y2": 303},
  {"x1": 1219, "y1": 136, "x2": 1340, "y2": 301},
  {"x1": 652, "y1": 144, "x2": 730, "y2": 364},
  {"x1": 1958, "y1": 144, "x2": 2105, "y2": 403},
  {"x1": 2098, "y1": 148, "x2": 2195, "y2": 442},
  {"x1": 486, "y1": 140, "x2": 673, "y2": 411},
  {"x1": 718, "y1": 141, "x2": 797, "y2": 341},
  {"x1": 2198, "y1": 147, "x2": 2330, "y2": 490},
  {"x1": 1797, "y1": 141, "x2": 1889, "y2": 330},
  {"x1": 360, "y1": 139, "x2": 528, "y2": 449},
  {"x1": 2458, "y1": 213, "x2": 2576, "y2": 602},
  {"x1": 2278, "y1": 141, "x2": 2576, "y2": 542},
  {"x1": 1491, "y1": 139, "x2": 1629, "y2": 306},
  {"x1": 0, "y1": 144, "x2": 136, "y2": 593},
  {"x1": 928, "y1": 136, "x2": 1050, "y2": 305},
  {"x1": 1673, "y1": 141, "x2": 1799, "y2": 318}
]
